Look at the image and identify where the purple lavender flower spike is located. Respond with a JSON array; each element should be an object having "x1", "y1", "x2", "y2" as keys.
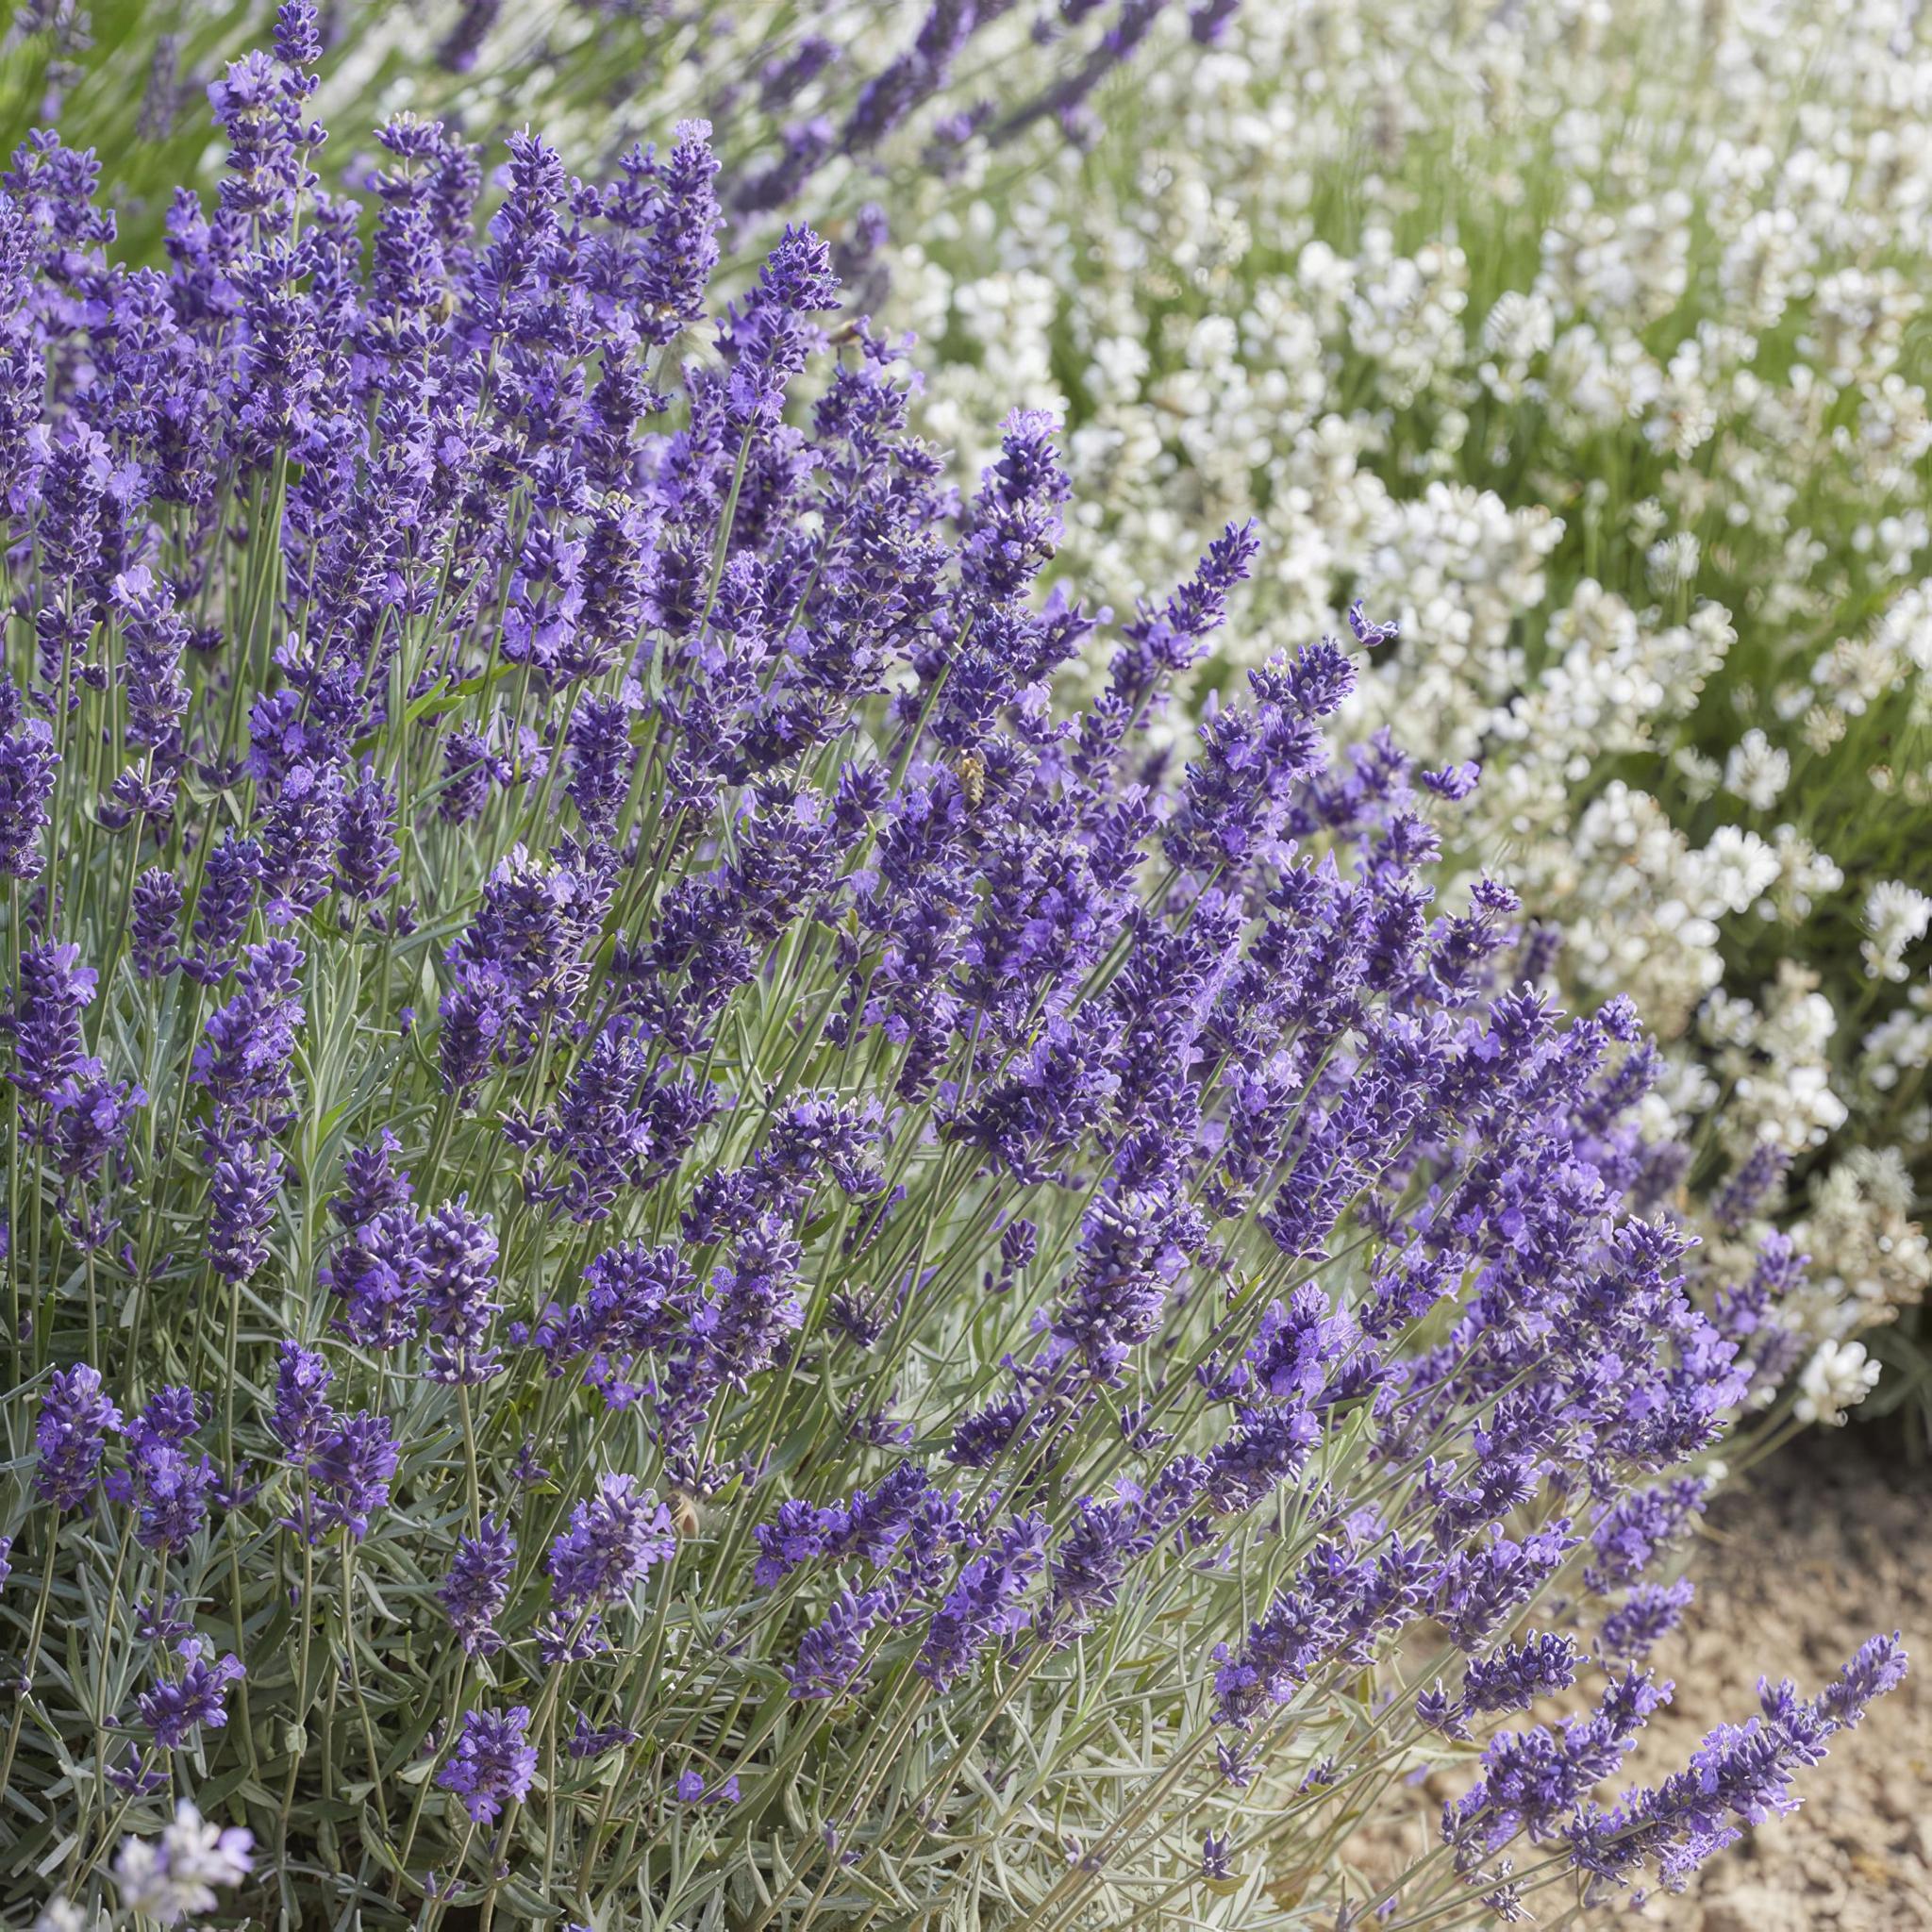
[
  {"x1": 35, "y1": 1362, "x2": 123, "y2": 1510},
  {"x1": 108, "y1": 1387, "x2": 216, "y2": 1554},
  {"x1": 307, "y1": 1411, "x2": 399, "y2": 1541},
  {"x1": 438, "y1": 1706, "x2": 536, "y2": 1823},
  {"x1": 208, "y1": 1143, "x2": 285, "y2": 1283},
  {"x1": 269, "y1": 1341, "x2": 336, "y2": 1460},
  {"x1": 6, "y1": 942, "x2": 101, "y2": 1103},
  {"x1": 419, "y1": 1196, "x2": 503, "y2": 1385},
  {"x1": 440, "y1": 1515, "x2": 516, "y2": 1658},
  {"x1": 130, "y1": 868, "x2": 184, "y2": 980},
  {"x1": 547, "y1": 1474, "x2": 677, "y2": 1613},
  {"x1": 1599, "y1": 1578, "x2": 1696, "y2": 1663},
  {"x1": 138, "y1": 1649, "x2": 246, "y2": 1751},
  {"x1": 110, "y1": 565, "x2": 192, "y2": 752},
  {"x1": 0, "y1": 684, "x2": 58, "y2": 881},
  {"x1": 337, "y1": 767, "x2": 401, "y2": 905}
]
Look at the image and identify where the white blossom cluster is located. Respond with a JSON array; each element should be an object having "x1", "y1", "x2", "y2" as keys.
[
  {"x1": 882, "y1": 0, "x2": 1932, "y2": 1349},
  {"x1": 32, "y1": 1802, "x2": 253, "y2": 1931}
]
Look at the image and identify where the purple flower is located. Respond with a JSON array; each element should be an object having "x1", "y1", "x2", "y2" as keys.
[
  {"x1": 268, "y1": 1340, "x2": 337, "y2": 1460},
  {"x1": 1048, "y1": 1183, "x2": 1201, "y2": 1383},
  {"x1": 274, "y1": 0, "x2": 324, "y2": 74},
  {"x1": 1189, "y1": 0, "x2": 1241, "y2": 41},
  {"x1": 1435, "y1": 1528, "x2": 1578, "y2": 1652},
  {"x1": 443, "y1": 841, "x2": 611, "y2": 1070},
  {"x1": 785, "y1": 1588, "x2": 891, "y2": 1701},
  {"x1": 439, "y1": 1516, "x2": 516, "y2": 1657},
  {"x1": 843, "y1": 0, "x2": 984, "y2": 153},
  {"x1": 717, "y1": 225, "x2": 840, "y2": 427},
  {"x1": 437, "y1": 0, "x2": 499, "y2": 72},
  {"x1": 6, "y1": 942, "x2": 100, "y2": 1103},
  {"x1": 438, "y1": 724, "x2": 508, "y2": 827},
  {"x1": 306, "y1": 1411, "x2": 399, "y2": 1541},
  {"x1": 258, "y1": 766, "x2": 345, "y2": 925},
  {"x1": 696, "y1": 1213, "x2": 807, "y2": 1393},
  {"x1": 418, "y1": 1197, "x2": 503, "y2": 1385},
  {"x1": 1074, "y1": 520, "x2": 1260, "y2": 803},
  {"x1": 1817, "y1": 1631, "x2": 1908, "y2": 1730},
  {"x1": 1163, "y1": 631, "x2": 1355, "y2": 879},
  {"x1": 336, "y1": 768, "x2": 401, "y2": 904},
  {"x1": 438, "y1": 1706, "x2": 537, "y2": 1824},
  {"x1": 1583, "y1": 1477, "x2": 1707, "y2": 1597},
  {"x1": 330, "y1": 1131, "x2": 413, "y2": 1227},
  {"x1": 566, "y1": 691, "x2": 638, "y2": 839},
  {"x1": 184, "y1": 836, "x2": 262, "y2": 983},
  {"x1": 135, "y1": 1594, "x2": 196, "y2": 1648},
  {"x1": 30, "y1": 426, "x2": 111, "y2": 699},
  {"x1": 916, "y1": 1514, "x2": 1049, "y2": 1690},
  {"x1": 672, "y1": 1766, "x2": 742, "y2": 1805},
  {"x1": 1599, "y1": 1579, "x2": 1696, "y2": 1664},
  {"x1": 990, "y1": 1217, "x2": 1037, "y2": 1289},
  {"x1": 131, "y1": 868, "x2": 184, "y2": 980},
  {"x1": 35, "y1": 1361, "x2": 123, "y2": 1510},
  {"x1": 547, "y1": 1474, "x2": 677, "y2": 1613},
  {"x1": 1459, "y1": 1633, "x2": 1580, "y2": 1723},
  {"x1": 108, "y1": 1387, "x2": 215, "y2": 1554},
  {"x1": 568, "y1": 1712, "x2": 640, "y2": 1758},
  {"x1": 192, "y1": 941, "x2": 305, "y2": 1135},
  {"x1": 42, "y1": 1072, "x2": 146, "y2": 1211},
  {"x1": 110, "y1": 564, "x2": 192, "y2": 751},
  {"x1": 0, "y1": 688, "x2": 58, "y2": 880},
  {"x1": 208, "y1": 1143, "x2": 286, "y2": 1283},
  {"x1": 138, "y1": 1649, "x2": 245, "y2": 1750},
  {"x1": 323, "y1": 1204, "x2": 425, "y2": 1352},
  {"x1": 1211, "y1": 1540, "x2": 1435, "y2": 1732},
  {"x1": 437, "y1": 964, "x2": 509, "y2": 1096},
  {"x1": 753, "y1": 1497, "x2": 845, "y2": 1589},
  {"x1": 1565, "y1": 1639, "x2": 1907, "y2": 1896},
  {"x1": 502, "y1": 518, "x2": 587, "y2": 675},
  {"x1": 958, "y1": 408, "x2": 1072, "y2": 608},
  {"x1": 1711, "y1": 1140, "x2": 1788, "y2": 1231},
  {"x1": 760, "y1": 37, "x2": 840, "y2": 109},
  {"x1": 1245, "y1": 1285, "x2": 1351, "y2": 1405}
]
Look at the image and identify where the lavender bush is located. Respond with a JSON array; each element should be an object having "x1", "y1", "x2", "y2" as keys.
[
  {"x1": 4, "y1": 0, "x2": 1204, "y2": 265},
  {"x1": 886, "y1": 0, "x2": 1932, "y2": 1399},
  {"x1": 0, "y1": 11, "x2": 1906, "y2": 1926}
]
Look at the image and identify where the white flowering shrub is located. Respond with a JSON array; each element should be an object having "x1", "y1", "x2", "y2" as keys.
[{"x1": 882, "y1": 0, "x2": 1932, "y2": 1363}]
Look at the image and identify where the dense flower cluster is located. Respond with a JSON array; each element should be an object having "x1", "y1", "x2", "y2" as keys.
[
  {"x1": 0, "y1": 14, "x2": 1904, "y2": 1930},
  {"x1": 886, "y1": 0, "x2": 1932, "y2": 1374},
  {"x1": 2, "y1": 0, "x2": 1198, "y2": 261}
]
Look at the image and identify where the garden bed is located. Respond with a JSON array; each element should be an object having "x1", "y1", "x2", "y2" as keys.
[
  {"x1": 1359, "y1": 1431, "x2": 1930, "y2": 1927},
  {"x1": 1642, "y1": 1431, "x2": 1930, "y2": 1928}
]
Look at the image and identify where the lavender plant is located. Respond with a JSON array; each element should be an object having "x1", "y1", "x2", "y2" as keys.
[
  {"x1": 0, "y1": 12, "x2": 1906, "y2": 1927},
  {"x1": 3, "y1": 0, "x2": 1201, "y2": 266},
  {"x1": 885, "y1": 0, "x2": 1932, "y2": 1401}
]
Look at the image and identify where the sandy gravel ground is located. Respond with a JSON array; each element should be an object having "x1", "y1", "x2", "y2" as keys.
[
  {"x1": 1348, "y1": 1428, "x2": 1930, "y2": 1928},
  {"x1": 1631, "y1": 1429, "x2": 1931, "y2": 1930}
]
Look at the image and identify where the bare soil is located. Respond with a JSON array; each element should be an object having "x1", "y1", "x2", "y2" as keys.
[
  {"x1": 1350, "y1": 1430, "x2": 1931, "y2": 1928},
  {"x1": 1630, "y1": 1429, "x2": 1931, "y2": 1930}
]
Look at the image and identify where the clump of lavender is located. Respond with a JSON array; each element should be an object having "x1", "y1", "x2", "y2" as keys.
[
  {"x1": 8, "y1": 0, "x2": 1209, "y2": 273},
  {"x1": 0, "y1": 18, "x2": 1901, "y2": 1931}
]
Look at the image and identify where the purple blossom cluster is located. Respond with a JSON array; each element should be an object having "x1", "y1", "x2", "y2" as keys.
[{"x1": 0, "y1": 12, "x2": 1901, "y2": 1927}]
